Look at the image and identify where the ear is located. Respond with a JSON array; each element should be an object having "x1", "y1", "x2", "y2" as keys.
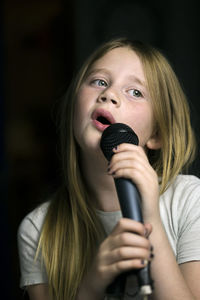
[{"x1": 146, "y1": 132, "x2": 162, "y2": 150}]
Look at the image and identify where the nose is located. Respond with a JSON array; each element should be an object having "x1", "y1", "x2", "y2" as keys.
[{"x1": 97, "y1": 87, "x2": 121, "y2": 106}]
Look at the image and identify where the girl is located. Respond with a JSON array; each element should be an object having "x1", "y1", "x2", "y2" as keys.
[{"x1": 18, "y1": 37, "x2": 200, "y2": 300}]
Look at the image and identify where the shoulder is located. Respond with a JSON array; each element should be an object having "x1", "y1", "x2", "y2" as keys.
[
  {"x1": 171, "y1": 174, "x2": 200, "y2": 190},
  {"x1": 160, "y1": 174, "x2": 200, "y2": 228},
  {"x1": 18, "y1": 201, "x2": 50, "y2": 245},
  {"x1": 160, "y1": 175, "x2": 200, "y2": 228},
  {"x1": 160, "y1": 175, "x2": 200, "y2": 261},
  {"x1": 161, "y1": 174, "x2": 200, "y2": 204},
  {"x1": 173, "y1": 174, "x2": 200, "y2": 216},
  {"x1": 160, "y1": 174, "x2": 200, "y2": 217},
  {"x1": 17, "y1": 201, "x2": 51, "y2": 288}
]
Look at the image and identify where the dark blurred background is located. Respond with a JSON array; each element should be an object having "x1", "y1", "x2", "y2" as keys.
[{"x1": 0, "y1": 0, "x2": 199, "y2": 299}]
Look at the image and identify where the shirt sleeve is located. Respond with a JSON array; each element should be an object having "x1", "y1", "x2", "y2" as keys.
[
  {"x1": 176, "y1": 176, "x2": 200, "y2": 264},
  {"x1": 17, "y1": 204, "x2": 49, "y2": 288}
]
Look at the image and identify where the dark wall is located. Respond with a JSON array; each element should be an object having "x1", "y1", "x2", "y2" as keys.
[
  {"x1": 3, "y1": 1, "x2": 74, "y2": 299},
  {"x1": 1, "y1": 0, "x2": 199, "y2": 298},
  {"x1": 1, "y1": 3, "x2": 13, "y2": 298}
]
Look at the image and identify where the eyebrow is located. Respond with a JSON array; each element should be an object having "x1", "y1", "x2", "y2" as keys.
[
  {"x1": 126, "y1": 74, "x2": 146, "y2": 87},
  {"x1": 87, "y1": 68, "x2": 146, "y2": 87},
  {"x1": 86, "y1": 68, "x2": 110, "y2": 77}
]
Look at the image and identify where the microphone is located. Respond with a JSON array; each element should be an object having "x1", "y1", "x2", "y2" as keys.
[{"x1": 100, "y1": 123, "x2": 152, "y2": 297}]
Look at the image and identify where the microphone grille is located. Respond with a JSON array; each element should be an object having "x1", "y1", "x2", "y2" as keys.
[{"x1": 100, "y1": 123, "x2": 139, "y2": 161}]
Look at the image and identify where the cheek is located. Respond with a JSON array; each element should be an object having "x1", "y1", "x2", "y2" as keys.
[
  {"x1": 73, "y1": 102, "x2": 81, "y2": 125},
  {"x1": 73, "y1": 92, "x2": 93, "y2": 146},
  {"x1": 73, "y1": 96, "x2": 84, "y2": 143},
  {"x1": 74, "y1": 88, "x2": 92, "y2": 120},
  {"x1": 124, "y1": 108, "x2": 155, "y2": 145},
  {"x1": 74, "y1": 91, "x2": 87, "y2": 125}
]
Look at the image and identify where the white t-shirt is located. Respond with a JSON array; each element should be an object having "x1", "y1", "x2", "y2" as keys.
[{"x1": 18, "y1": 175, "x2": 200, "y2": 295}]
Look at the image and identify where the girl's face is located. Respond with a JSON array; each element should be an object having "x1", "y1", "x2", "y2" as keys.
[{"x1": 74, "y1": 47, "x2": 160, "y2": 154}]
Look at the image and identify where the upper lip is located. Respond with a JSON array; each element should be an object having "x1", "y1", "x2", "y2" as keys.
[{"x1": 91, "y1": 108, "x2": 116, "y2": 124}]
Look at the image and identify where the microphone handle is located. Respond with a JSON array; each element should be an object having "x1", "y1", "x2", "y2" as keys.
[
  {"x1": 115, "y1": 178, "x2": 143, "y2": 222},
  {"x1": 106, "y1": 178, "x2": 152, "y2": 297}
]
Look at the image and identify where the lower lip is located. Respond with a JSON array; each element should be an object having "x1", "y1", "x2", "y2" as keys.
[{"x1": 92, "y1": 119, "x2": 110, "y2": 131}]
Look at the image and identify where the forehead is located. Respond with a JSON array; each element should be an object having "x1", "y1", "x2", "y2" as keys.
[{"x1": 90, "y1": 47, "x2": 145, "y2": 81}]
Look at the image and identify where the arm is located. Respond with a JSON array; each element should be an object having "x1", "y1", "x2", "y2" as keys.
[
  {"x1": 27, "y1": 284, "x2": 50, "y2": 300},
  {"x1": 148, "y1": 176, "x2": 200, "y2": 299},
  {"x1": 180, "y1": 261, "x2": 200, "y2": 298},
  {"x1": 148, "y1": 218, "x2": 195, "y2": 299},
  {"x1": 109, "y1": 144, "x2": 198, "y2": 299}
]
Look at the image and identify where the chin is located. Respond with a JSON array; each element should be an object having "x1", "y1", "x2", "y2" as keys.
[{"x1": 80, "y1": 137, "x2": 100, "y2": 153}]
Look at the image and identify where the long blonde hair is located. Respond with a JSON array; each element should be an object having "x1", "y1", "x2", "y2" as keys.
[{"x1": 37, "y1": 38, "x2": 196, "y2": 299}]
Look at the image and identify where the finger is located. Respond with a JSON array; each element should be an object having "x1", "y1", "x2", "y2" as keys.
[
  {"x1": 108, "y1": 246, "x2": 152, "y2": 264},
  {"x1": 105, "y1": 232, "x2": 151, "y2": 254},
  {"x1": 106, "y1": 220, "x2": 151, "y2": 253},
  {"x1": 108, "y1": 150, "x2": 153, "y2": 176},
  {"x1": 108, "y1": 158, "x2": 158, "y2": 193},
  {"x1": 110, "y1": 258, "x2": 149, "y2": 276},
  {"x1": 116, "y1": 232, "x2": 151, "y2": 248},
  {"x1": 108, "y1": 166, "x2": 150, "y2": 189},
  {"x1": 112, "y1": 144, "x2": 148, "y2": 161},
  {"x1": 108, "y1": 163, "x2": 144, "y2": 179},
  {"x1": 110, "y1": 149, "x2": 148, "y2": 169},
  {"x1": 108, "y1": 156, "x2": 144, "y2": 174},
  {"x1": 113, "y1": 143, "x2": 145, "y2": 153},
  {"x1": 144, "y1": 223, "x2": 153, "y2": 238},
  {"x1": 110, "y1": 218, "x2": 147, "y2": 237},
  {"x1": 108, "y1": 151, "x2": 154, "y2": 183}
]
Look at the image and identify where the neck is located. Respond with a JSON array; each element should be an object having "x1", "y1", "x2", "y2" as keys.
[{"x1": 80, "y1": 151, "x2": 120, "y2": 212}]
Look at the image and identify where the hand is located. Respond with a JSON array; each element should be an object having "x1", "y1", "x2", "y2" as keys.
[
  {"x1": 108, "y1": 143, "x2": 160, "y2": 222},
  {"x1": 77, "y1": 218, "x2": 152, "y2": 299}
]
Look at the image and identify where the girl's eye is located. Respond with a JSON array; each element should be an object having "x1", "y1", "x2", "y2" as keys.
[
  {"x1": 92, "y1": 79, "x2": 107, "y2": 87},
  {"x1": 128, "y1": 89, "x2": 143, "y2": 98}
]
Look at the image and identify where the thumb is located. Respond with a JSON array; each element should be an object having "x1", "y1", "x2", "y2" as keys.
[{"x1": 144, "y1": 223, "x2": 153, "y2": 238}]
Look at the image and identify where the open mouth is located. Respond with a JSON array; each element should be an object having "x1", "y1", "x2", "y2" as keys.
[
  {"x1": 92, "y1": 108, "x2": 115, "y2": 131},
  {"x1": 96, "y1": 116, "x2": 111, "y2": 125}
]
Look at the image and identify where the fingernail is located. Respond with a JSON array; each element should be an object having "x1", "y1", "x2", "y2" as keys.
[
  {"x1": 144, "y1": 229, "x2": 149, "y2": 237},
  {"x1": 141, "y1": 259, "x2": 148, "y2": 265},
  {"x1": 113, "y1": 146, "x2": 118, "y2": 151},
  {"x1": 150, "y1": 253, "x2": 154, "y2": 259}
]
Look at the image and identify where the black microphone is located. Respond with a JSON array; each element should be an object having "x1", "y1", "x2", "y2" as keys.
[{"x1": 100, "y1": 123, "x2": 152, "y2": 297}]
